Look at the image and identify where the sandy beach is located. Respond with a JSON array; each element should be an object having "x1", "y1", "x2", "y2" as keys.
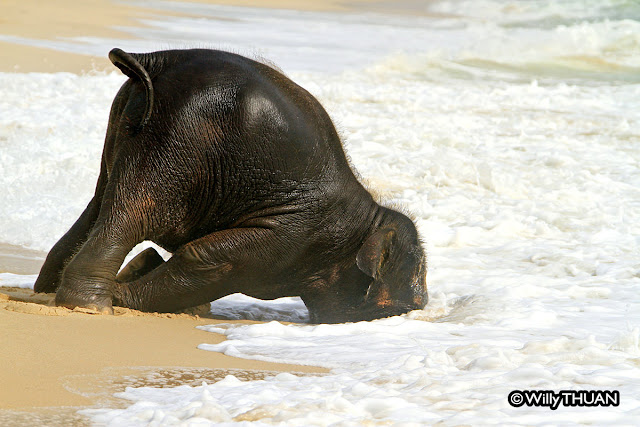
[
  {"x1": 0, "y1": 287, "x2": 326, "y2": 404},
  {"x1": 0, "y1": 286, "x2": 325, "y2": 424},
  {"x1": 0, "y1": 0, "x2": 161, "y2": 72},
  {"x1": 0, "y1": 0, "x2": 405, "y2": 73}
]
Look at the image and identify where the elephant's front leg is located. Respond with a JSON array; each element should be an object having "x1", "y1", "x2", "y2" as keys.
[
  {"x1": 55, "y1": 216, "x2": 139, "y2": 313},
  {"x1": 113, "y1": 228, "x2": 285, "y2": 313}
]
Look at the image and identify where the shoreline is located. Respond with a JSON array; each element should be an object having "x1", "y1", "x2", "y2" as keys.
[
  {"x1": 0, "y1": 243, "x2": 45, "y2": 275},
  {"x1": 1, "y1": 0, "x2": 170, "y2": 73},
  {"x1": 0, "y1": 0, "x2": 440, "y2": 73},
  {"x1": 0, "y1": 286, "x2": 325, "y2": 412}
]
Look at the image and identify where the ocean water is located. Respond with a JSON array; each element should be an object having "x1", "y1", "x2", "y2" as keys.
[{"x1": 1, "y1": 0, "x2": 640, "y2": 425}]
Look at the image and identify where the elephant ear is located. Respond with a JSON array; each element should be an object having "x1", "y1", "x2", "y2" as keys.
[
  {"x1": 356, "y1": 228, "x2": 396, "y2": 279},
  {"x1": 108, "y1": 48, "x2": 154, "y2": 132}
]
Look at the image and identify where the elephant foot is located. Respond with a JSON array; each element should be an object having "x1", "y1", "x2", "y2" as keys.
[
  {"x1": 34, "y1": 266, "x2": 64, "y2": 294},
  {"x1": 55, "y1": 278, "x2": 114, "y2": 314},
  {"x1": 33, "y1": 275, "x2": 60, "y2": 294}
]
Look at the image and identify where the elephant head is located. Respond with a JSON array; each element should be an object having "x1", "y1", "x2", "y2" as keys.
[{"x1": 304, "y1": 208, "x2": 428, "y2": 323}]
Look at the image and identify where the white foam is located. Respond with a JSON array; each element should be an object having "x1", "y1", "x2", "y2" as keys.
[
  {"x1": 0, "y1": 273, "x2": 39, "y2": 288},
  {"x1": 0, "y1": 72, "x2": 125, "y2": 251}
]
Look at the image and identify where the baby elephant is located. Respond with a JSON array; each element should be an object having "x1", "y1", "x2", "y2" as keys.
[{"x1": 34, "y1": 48, "x2": 427, "y2": 323}]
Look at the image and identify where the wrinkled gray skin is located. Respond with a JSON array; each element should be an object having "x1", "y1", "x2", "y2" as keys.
[{"x1": 34, "y1": 48, "x2": 427, "y2": 323}]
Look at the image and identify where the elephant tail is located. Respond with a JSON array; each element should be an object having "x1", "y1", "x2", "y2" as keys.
[{"x1": 108, "y1": 48, "x2": 154, "y2": 132}]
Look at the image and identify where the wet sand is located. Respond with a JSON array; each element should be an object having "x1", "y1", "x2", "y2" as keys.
[
  {"x1": 0, "y1": 286, "x2": 325, "y2": 418},
  {"x1": 0, "y1": 0, "x2": 403, "y2": 73},
  {"x1": 0, "y1": 0, "x2": 165, "y2": 72},
  {"x1": 0, "y1": 42, "x2": 112, "y2": 73},
  {"x1": 0, "y1": 243, "x2": 45, "y2": 275}
]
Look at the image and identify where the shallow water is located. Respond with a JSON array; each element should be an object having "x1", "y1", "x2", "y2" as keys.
[
  {"x1": 0, "y1": 367, "x2": 300, "y2": 427},
  {"x1": 1, "y1": 0, "x2": 640, "y2": 425},
  {"x1": 0, "y1": 243, "x2": 44, "y2": 274}
]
